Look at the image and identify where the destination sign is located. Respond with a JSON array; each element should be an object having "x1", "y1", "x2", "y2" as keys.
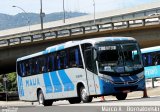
[{"x1": 98, "y1": 46, "x2": 117, "y2": 51}]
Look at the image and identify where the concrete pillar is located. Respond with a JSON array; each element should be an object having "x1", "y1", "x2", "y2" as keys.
[
  {"x1": 82, "y1": 27, "x2": 85, "y2": 34},
  {"x1": 96, "y1": 25, "x2": 100, "y2": 32},
  {"x1": 126, "y1": 21, "x2": 130, "y2": 28},
  {"x1": 42, "y1": 33, "x2": 45, "y2": 40},
  {"x1": 7, "y1": 39, "x2": 10, "y2": 46},
  {"x1": 30, "y1": 35, "x2": 33, "y2": 42},
  {"x1": 142, "y1": 19, "x2": 145, "y2": 26},
  {"x1": 111, "y1": 23, "x2": 114, "y2": 30},
  {"x1": 69, "y1": 29, "x2": 72, "y2": 37},
  {"x1": 18, "y1": 37, "x2": 21, "y2": 44},
  {"x1": 54, "y1": 31, "x2": 58, "y2": 38}
]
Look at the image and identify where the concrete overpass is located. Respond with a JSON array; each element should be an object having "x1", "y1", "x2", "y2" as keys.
[{"x1": 0, "y1": 2, "x2": 160, "y2": 74}]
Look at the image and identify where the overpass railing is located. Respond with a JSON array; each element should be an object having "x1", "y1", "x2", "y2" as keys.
[{"x1": 0, "y1": 14, "x2": 159, "y2": 47}]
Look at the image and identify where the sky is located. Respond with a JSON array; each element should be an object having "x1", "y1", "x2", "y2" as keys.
[{"x1": 0, "y1": 0, "x2": 160, "y2": 15}]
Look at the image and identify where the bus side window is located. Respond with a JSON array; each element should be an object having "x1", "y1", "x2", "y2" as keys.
[
  {"x1": 29, "y1": 59, "x2": 33, "y2": 75},
  {"x1": 18, "y1": 62, "x2": 22, "y2": 76},
  {"x1": 22, "y1": 62, "x2": 26, "y2": 76},
  {"x1": 25, "y1": 61, "x2": 30, "y2": 76},
  {"x1": 57, "y1": 50, "x2": 68, "y2": 70},
  {"x1": 154, "y1": 54, "x2": 160, "y2": 65},
  {"x1": 52, "y1": 53, "x2": 56, "y2": 71},
  {"x1": 84, "y1": 49, "x2": 93, "y2": 71},
  {"x1": 39, "y1": 57, "x2": 45, "y2": 73},
  {"x1": 148, "y1": 54, "x2": 152, "y2": 66},
  {"x1": 47, "y1": 54, "x2": 55, "y2": 72},
  {"x1": 75, "y1": 48, "x2": 83, "y2": 68},
  {"x1": 32, "y1": 58, "x2": 37, "y2": 75},
  {"x1": 64, "y1": 51, "x2": 68, "y2": 69},
  {"x1": 69, "y1": 48, "x2": 77, "y2": 67},
  {"x1": 35, "y1": 58, "x2": 40, "y2": 74},
  {"x1": 42, "y1": 56, "x2": 47, "y2": 73},
  {"x1": 47, "y1": 55, "x2": 51, "y2": 72},
  {"x1": 75, "y1": 49, "x2": 79, "y2": 66},
  {"x1": 17, "y1": 62, "x2": 25, "y2": 76},
  {"x1": 142, "y1": 55, "x2": 147, "y2": 67},
  {"x1": 69, "y1": 46, "x2": 83, "y2": 68},
  {"x1": 57, "y1": 54, "x2": 61, "y2": 69}
]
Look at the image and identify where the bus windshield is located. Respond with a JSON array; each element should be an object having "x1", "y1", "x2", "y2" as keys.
[{"x1": 97, "y1": 43, "x2": 143, "y2": 74}]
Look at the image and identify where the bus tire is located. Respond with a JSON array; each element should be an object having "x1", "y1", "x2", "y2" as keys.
[
  {"x1": 68, "y1": 98, "x2": 81, "y2": 104},
  {"x1": 37, "y1": 90, "x2": 53, "y2": 106},
  {"x1": 116, "y1": 93, "x2": 127, "y2": 100},
  {"x1": 80, "y1": 86, "x2": 93, "y2": 103}
]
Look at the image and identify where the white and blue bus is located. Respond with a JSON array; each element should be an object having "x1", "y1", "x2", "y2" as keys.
[
  {"x1": 16, "y1": 37, "x2": 145, "y2": 106},
  {"x1": 141, "y1": 46, "x2": 160, "y2": 79}
]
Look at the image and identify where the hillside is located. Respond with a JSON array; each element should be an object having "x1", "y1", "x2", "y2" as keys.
[{"x1": 0, "y1": 12, "x2": 87, "y2": 30}]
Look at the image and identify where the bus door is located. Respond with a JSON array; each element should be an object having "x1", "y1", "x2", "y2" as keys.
[{"x1": 84, "y1": 48, "x2": 97, "y2": 95}]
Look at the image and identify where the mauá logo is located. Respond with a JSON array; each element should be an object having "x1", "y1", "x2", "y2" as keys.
[{"x1": 26, "y1": 78, "x2": 40, "y2": 87}]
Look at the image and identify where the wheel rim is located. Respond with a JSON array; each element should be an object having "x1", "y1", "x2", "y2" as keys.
[
  {"x1": 39, "y1": 93, "x2": 43, "y2": 104},
  {"x1": 81, "y1": 88, "x2": 87, "y2": 101}
]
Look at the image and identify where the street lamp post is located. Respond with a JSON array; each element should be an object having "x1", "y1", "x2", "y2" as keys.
[
  {"x1": 12, "y1": 5, "x2": 31, "y2": 32},
  {"x1": 63, "y1": 0, "x2": 65, "y2": 23},
  {"x1": 92, "y1": 0, "x2": 96, "y2": 24},
  {"x1": 40, "y1": 0, "x2": 44, "y2": 30}
]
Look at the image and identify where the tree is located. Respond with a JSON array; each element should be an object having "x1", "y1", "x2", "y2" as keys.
[
  {"x1": 0, "y1": 75, "x2": 4, "y2": 91},
  {"x1": 0, "y1": 73, "x2": 17, "y2": 92},
  {"x1": 6, "y1": 73, "x2": 17, "y2": 91}
]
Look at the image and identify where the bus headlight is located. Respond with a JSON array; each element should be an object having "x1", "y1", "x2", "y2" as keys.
[{"x1": 137, "y1": 74, "x2": 144, "y2": 80}]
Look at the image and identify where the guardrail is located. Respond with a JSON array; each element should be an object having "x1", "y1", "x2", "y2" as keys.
[{"x1": 0, "y1": 14, "x2": 159, "y2": 47}]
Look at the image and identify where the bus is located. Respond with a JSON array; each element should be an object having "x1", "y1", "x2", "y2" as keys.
[
  {"x1": 16, "y1": 37, "x2": 145, "y2": 106},
  {"x1": 141, "y1": 46, "x2": 160, "y2": 79}
]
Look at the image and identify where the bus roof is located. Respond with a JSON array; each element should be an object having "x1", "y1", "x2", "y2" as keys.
[
  {"x1": 17, "y1": 37, "x2": 135, "y2": 61},
  {"x1": 141, "y1": 46, "x2": 160, "y2": 54}
]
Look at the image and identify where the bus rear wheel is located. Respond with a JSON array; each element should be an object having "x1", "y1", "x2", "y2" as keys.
[
  {"x1": 80, "y1": 86, "x2": 92, "y2": 103},
  {"x1": 38, "y1": 90, "x2": 53, "y2": 106},
  {"x1": 116, "y1": 93, "x2": 127, "y2": 100}
]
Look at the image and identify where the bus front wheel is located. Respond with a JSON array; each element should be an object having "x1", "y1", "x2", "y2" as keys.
[
  {"x1": 38, "y1": 90, "x2": 53, "y2": 106},
  {"x1": 116, "y1": 93, "x2": 127, "y2": 100},
  {"x1": 80, "y1": 86, "x2": 92, "y2": 103}
]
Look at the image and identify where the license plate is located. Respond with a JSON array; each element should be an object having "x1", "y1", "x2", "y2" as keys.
[{"x1": 123, "y1": 90, "x2": 130, "y2": 93}]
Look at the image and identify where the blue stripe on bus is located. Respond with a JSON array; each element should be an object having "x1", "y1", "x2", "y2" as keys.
[
  {"x1": 50, "y1": 71, "x2": 62, "y2": 92},
  {"x1": 42, "y1": 51, "x2": 47, "y2": 55},
  {"x1": 18, "y1": 75, "x2": 24, "y2": 96},
  {"x1": 43, "y1": 73, "x2": 53, "y2": 93},
  {"x1": 112, "y1": 38, "x2": 121, "y2": 41},
  {"x1": 105, "y1": 38, "x2": 113, "y2": 41},
  {"x1": 57, "y1": 45, "x2": 64, "y2": 51},
  {"x1": 58, "y1": 70, "x2": 74, "y2": 91},
  {"x1": 141, "y1": 46, "x2": 160, "y2": 54},
  {"x1": 49, "y1": 48, "x2": 56, "y2": 53},
  {"x1": 105, "y1": 38, "x2": 128, "y2": 42}
]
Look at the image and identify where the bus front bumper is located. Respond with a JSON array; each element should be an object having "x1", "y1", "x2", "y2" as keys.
[{"x1": 99, "y1": 76, "x2": 145, "y2": 95}]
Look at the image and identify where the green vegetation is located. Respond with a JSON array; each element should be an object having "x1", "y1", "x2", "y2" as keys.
[{"x1": 0, "y1": 73, "x2": 17, "y2": 92}]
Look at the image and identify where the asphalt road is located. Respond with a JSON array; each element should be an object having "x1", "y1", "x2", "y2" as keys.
[{"x1": 1, "y1": 96, "x2": 160, "y2": 112}]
